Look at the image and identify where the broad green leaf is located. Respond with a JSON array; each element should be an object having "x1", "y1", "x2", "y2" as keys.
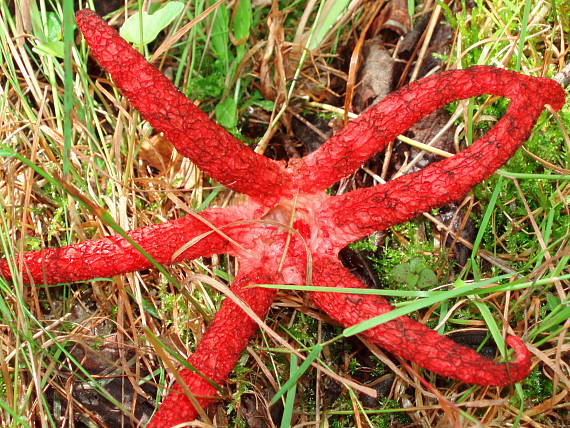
[
  {"x1": 409, "y1": 258, "x2": 422, "y2": 271},
  {"x1": 33, "y1": 40, "x2": 64, "y2": 58},
  {"x1": 251, "y1": 99, "x2": 275, "y2": 112},
  {"x1": 215, "y1": 97, "x2": 237, "y2": 129},
  {"x1": 120, "y1": 2, "x2": 185, "y2": 46},
  {"x1": 242, "y1": 95, "x2": 275, "y2": 112},
  {"x1": 30, "y1": 9, "x2": 62, "y2": 45},
  {"x1": 210, "y1": 1, "x2": 231, "y2": 67},
  {"x1": 418, "y1": 268, "x2": 437, "y2": 288},
  {"x1": 308, "y1": 0, "x2": 350, "y2": 50},
  {"x1": 390, "y1": 263, "x2": 411, "y2": 284},
  {"x1": 407, "y1": 271, "x2": 419, "y2": 287},
  {"x1": 232, "y1": 0, "x2": 251, "y2": 43},
  {"x1": 390, "y1": 258, "x2": 437, "y2": 289},
  {"x1": 45, "y1": 12, "x2": 62, "y2": 41},
  {"x1": 546, "y1": 294, "x2": 560, "y2": 311}
]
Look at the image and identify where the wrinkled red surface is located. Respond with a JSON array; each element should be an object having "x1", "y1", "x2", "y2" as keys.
[
  {"x1": 0, "y1": 8, "x2": 565, "y2": 427},
  {"x1": 74, "y1": 9, "x2": 291, "y2": 206},
  {"x1": 154, "y1": 267, "x2": 279, "y2": 423},
  {"x1": 311, "y1": 255, "x2": 531, "y2": 385}
]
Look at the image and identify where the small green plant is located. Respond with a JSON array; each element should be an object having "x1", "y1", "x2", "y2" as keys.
[
  {"x1": 389, "y1": 257, "x2": 437, "y2": 289},
  {"x1": 347, "y1": 357, "x2": 360, "y2": 375},
  {"x1": 31, "y1": 7, "x2": 64, "y2": 58},
  {"x1": 120, "y1": 2, "x2": 185, "y2": 47}
]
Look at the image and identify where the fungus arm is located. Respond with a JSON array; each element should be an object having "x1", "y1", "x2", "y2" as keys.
[
  {"x1": 76, "y1": 10, "x2": 292, "y2": 206},
  {"x1": 148, "y1": 267, "x2": 278, "y2": 427},
  {"x1": 292, "y1": 66, "x2": 564, "y2": 195},
  {"x1": 0, "y1": 205, "x2": 253, "y2": 284},
  {"x1": 317, "y1": 71, "x2": 565, "y2": 245},
  {"x1": 311, "y1": 255, "x2": 531, "y2": 385}
]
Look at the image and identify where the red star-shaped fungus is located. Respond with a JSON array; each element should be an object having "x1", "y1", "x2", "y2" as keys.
[{"x1": 0, "y1": 9, "x2": 565, "y2": 427}]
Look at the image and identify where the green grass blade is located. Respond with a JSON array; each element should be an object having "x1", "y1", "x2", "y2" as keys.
[
  {"x1": 515, "y1": 0, "x2": 532, "y2": 70},
  {"x1": 62, "y1": 0, "x2": 74, "y2": 177},
  {"x1": 272, "y1": 344, "x2": 322, "y2": 406},
  {"x1": 280, "y1": 353, "x2": 298, "y2": 428}
]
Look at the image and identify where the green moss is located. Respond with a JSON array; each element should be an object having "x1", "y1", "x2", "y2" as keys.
[
  {"x1": 349, "y1": 235, "x2": 378, "y2": 253},
  {"x1": 347, "y1": 357, "x2": 360, "y2": 375},
  {"x1": 369, "y1": 354, "x2": 385, "y2": 377},
  {"x1": 187, "y1": 69, "x2": 226, "y2": 101},
  {"x1": 23, "y1": 235, "x2": 42, "y2": 251},
  {"x1": 329, "y1": 416, "x2": 353, "y2": 428},
  {"x1": 283, "y1": 312, "x2": 319, "y2": 347},
  {"x1": 156, "y1": 285, "x2": 204, "y2": 346},
  {"x1": 229, "y1": 416, "x2": 247, "y2": 428},
  {"x1": 522, "y1": 368, "x2": 553, "y2": 405},
  {"x1": 370, "y1": 399, "x2": 413, "y2": 427}
]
